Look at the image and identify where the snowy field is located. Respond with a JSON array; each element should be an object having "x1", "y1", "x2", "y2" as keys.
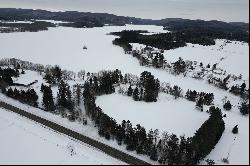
[
  {"x1": 131, "y1": 40, "x2": 249, "y2": 80},
  {"x1": 0, "y1": 108, "x2": 125, "y2": 165},
  {"x1": 96, "y1": 93, "x2": 209, "y2": 137},
  {"x1": 0, "y1": 24, "x2": 249, "y2": 164}
]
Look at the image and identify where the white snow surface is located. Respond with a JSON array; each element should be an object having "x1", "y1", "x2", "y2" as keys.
[
  {"x1": 0, "y1": 92, "x2": 156, "y2": 165},
  {"x1": 0, "y1": 25, "x2": 249, "y2": 165},
  {"x1": 96, "y1": 93, "x2": 209, "y2": 137},
  {"x1": 0, "y1": 108, "x2": 125, "y2": 165},
  {"x1": 0, "y1": 25, "x2": 166, "y2": 73}
]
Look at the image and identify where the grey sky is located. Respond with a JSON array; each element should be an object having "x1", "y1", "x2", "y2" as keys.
[{"x1": 0, "y1": 0, "x2": 249, "y2": 22}]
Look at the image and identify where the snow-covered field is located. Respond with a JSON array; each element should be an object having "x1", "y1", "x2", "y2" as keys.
[
  {"x1": 0, "y1": 24, "x2": 249, "y2": 165},
  {"x1": 131, "y1": 40, "x2": 249, "y2": 80},
  {"x1": 96, "y1": 93, "x2": 208, "y2": 137},
  {"x1": 165, "y1": 41, "x2": 249, "y2": 79},
  {"x1": 0, "y1": 108, "x2": 125, "y2": 165}
]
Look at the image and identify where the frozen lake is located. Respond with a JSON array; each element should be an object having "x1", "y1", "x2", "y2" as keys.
[
  {"x1": 0, "y1": 25, "x2": 166, "y2": 73},
  {"x1": 0, "y1": 24, "x2": 248, "y2": 92}
]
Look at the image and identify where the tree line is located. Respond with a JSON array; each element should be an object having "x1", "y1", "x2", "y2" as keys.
[
  {"x1": 0, "y1": 63, "x2": 247, "y2": 164},
  {"x1": 4, "y1": 87, "x2": 38, "y2": 107},
  {"x1": 82, "y1": 71, "x2": 225, "y2": 164},
  {"x1": 0, "y1": 67, "x2": 19, "y2": 87}
]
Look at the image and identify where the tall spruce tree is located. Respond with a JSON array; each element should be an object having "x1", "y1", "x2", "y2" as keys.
[
  {"x1": 42, "y1": 85, "x2": 55, "y2": 112},
  {"x1": 133, "y1": 87, "x2": 140, "y2": 101},
  {"x1": 140, "y1": 71, "x2": 160, "y2": 102},
  {"x1": 57, "y1": 80, "x2": 73, "y2": 111},
  {"x1": 127, "y1": 85, "x2": 133, "y2": 96},
  {"x1": 239, "y1": 102, "x2": 249, "y2": 115}
]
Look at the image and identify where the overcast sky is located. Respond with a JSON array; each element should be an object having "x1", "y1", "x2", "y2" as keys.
[{"x1": 0, "y1": 0, "x2": 249, "y2": 22}]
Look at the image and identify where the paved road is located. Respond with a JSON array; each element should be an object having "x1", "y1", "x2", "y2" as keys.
[{"x1": 0, "y1": 101, "x2": 151, "y2": 165}]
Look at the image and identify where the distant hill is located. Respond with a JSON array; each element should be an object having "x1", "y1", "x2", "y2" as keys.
[{"x1": 0, "y1": 8, "x2": 248, "y2": 34}]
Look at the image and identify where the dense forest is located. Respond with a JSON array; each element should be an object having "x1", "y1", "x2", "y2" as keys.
[
  {"x1": 111, "y1": 28, "x2": 248, "y2": 52},
  {"x1": 0, "y1": 8, "x2": 249, "y2": 37},
  {"x1": 0, "y1": 21, "x2": 56, "y2": 33}
]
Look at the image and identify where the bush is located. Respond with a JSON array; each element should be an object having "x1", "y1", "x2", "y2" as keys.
[
  {"x1": 223, "y1": 101, "x2": 232, "y2": 111},
  {"x1": 239, "y1": 102, "x2": 249, "y2": 115}
]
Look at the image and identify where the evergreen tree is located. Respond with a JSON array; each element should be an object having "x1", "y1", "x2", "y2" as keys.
[
  {"x1": 127, "y1": 85, "x2": 133, "y2": 96},
  {"x1": 44, "y1": 72, "x2": 55, "y2": 84},
  {"x1": 153, "y1": 55, "x2": 159, "y2": 68},
  {"x1": 150, "y1": 145, "x2": 158, "y2": 161},
  {"x1": 240, "y1": 83, "x2": 246, "y2": 94},
  {"x1": 172, "y1": 85, "x2": 182, "y2": 99},
  {"x1": 75, "y1": 85, "x2": 82, "y2": 106},
  {"x1": 140, "y1": 71, "x2": 160, "y2": 102},
  {"x1": 186, "y1": 89, "x2": 198, "y2": 102},
  {"x1": 133, "y1": 87, "x2": 140, "y2": 101},
  {"x1": 52, "y1": 65, "x2": 62, "y2": 82},
  {"x1": 159, "y1": 54, "x2": 165, "y2": 68},
  {"x1": 239, "y1": 102, "x2": 249, "y2": 115},
  {"x1": 173, "y1": 57, "x2": 186, "y2": 75},
  {"x1": 196, "y1": 97, "x2": 204, "y2": 111},
  {"x1": 191, "y1": 106, "x2": 225, "y2": 164},
  {"x1": 223, "y1": 101, "x2": 232, "y2": 111},
  {"x1": 42, "y1": 85, "x2": 55, "y2": 112},
  {"x1": 40, "y1": 83, "x2": 45, "y2": 92},
  {"x1": 6, "y1": 88, "x2": 14, "y2": 97},
  {"x1": 57, "y1": 80, "x2": 74, "y2": 111}
]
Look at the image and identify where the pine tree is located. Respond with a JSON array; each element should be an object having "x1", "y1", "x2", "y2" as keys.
[
  {"x1": 173, "y1": 57, "x2": 186, "y2": 75},
  {"x1": 159, "y1": 54, "x2": 165, "y2": 68},
  {"x1": 57, "y1": 80, "x2": 68, "y2": 108},
  {"x1": 42, "y1": 86, "x2": 55, "y2": 112},
  {"x1": 40, "y1": 83, "x2": 45, "y2": 92},
  {"x1": 153, "y1": 55, "x2": 159, "y2": 68},
  {"x1": 57, "y1": 80, "x2": 74, "y2": 111},
  {"x1": 27, "y1": 89, "x2": 38, "y2": 107},
  {"x1": 127, "y1": 85, "x2": 133, "y2": 96},
  {"x1": 53, "y1": 65, "x2": 62, "y2": 82},
  {"x1": 150, "y1": 145, "x2": 158, "y2": 161},
  {"x1": 172, "y1": 85, "x2": 182, "y2": 99},
  {"x1": 239, "y1": 102, "x2": 249, "y2": 115},
  {"x1": 223, "y1": 101, "x2": 232, "y2": 111},
  {"x1": 44, "y1": 72, "x2": 55, "y2": 84},
  {"x1": 140, "y1": 71, "x2": 160, "y2": 102},
  {"x1": 6, "y1": 88, "x2": 14, "y2": 97},
  {"x1": 240, "y1": 83, "x2": 246, "y2": 94},
  {"x1": 196, "y1": 97, "x2": 204, "y2": 111},
  {"x1": 133, "y1": 87, "x2": 140, "y2": 101},
  {"x1": 75, "y1": 85, "x2": 81, "y2": 106}
]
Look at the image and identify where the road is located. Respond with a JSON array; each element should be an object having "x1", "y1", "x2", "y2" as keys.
[{"x1": 0, "y1": 101, "x2": 151, "y2": 165}]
